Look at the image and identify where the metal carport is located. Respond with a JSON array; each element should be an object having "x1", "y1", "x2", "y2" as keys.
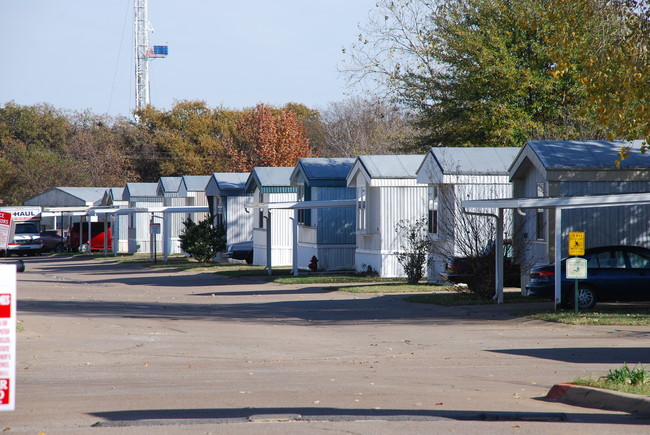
[
  {"x1": 462, "y1": 192, "x2": 650, "y2": 308},
  {"x1": 245, "y1": 199, "x2": 356, "y2": 276}
]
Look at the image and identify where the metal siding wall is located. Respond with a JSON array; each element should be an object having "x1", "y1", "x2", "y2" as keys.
[
  {"x1": 313, "y1": 187, "x2": 356, "y2": 245},
  {"x1": 558, "y1": 179, "x2": 650, "y2": 254},
  {"x1": 128, "y1": 198, "x2": 163, "y2": 253},
  {"x1": 380, "y1": 186, "x2": 428, "y2": 252},
  {"x1": 226, "y1": 195, "x2": 253, "y2": 245}
]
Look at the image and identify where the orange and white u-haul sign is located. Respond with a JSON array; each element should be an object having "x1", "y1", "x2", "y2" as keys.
[{"x1": 0, "y1": 265, "x2": 16, "y2": 411}]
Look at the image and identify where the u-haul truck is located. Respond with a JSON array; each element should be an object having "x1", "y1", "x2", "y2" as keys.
[{"x1": 0, "y1": 207, "x2": 43, "y2": 256}]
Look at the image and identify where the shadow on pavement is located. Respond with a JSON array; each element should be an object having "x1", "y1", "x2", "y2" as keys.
[
  {"x1": 18, "y1": 294, "x2": 521, "y2": 325},
  {"x1": 89, "y1": 406, "x2": 647, "y2": 425},
  {"x1": 489, "y1": 347, "x2": 650, "y2": 364}
]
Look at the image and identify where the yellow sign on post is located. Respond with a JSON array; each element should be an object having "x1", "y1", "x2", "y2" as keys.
[{"x1": 568, "y1": 232, "x2": 585, "y2": 256}]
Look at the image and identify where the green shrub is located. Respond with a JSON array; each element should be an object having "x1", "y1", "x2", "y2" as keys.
[{"x1": 178, "y1": 215, "x2": 226, "y2": 263}]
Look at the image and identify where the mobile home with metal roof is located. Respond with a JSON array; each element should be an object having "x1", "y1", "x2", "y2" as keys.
[
  {"x1": 417, "y1": 147, "x2": 520, "y2": 283},
  {"x1": 245, "y1": 167, "x2": 296, "y2": 267},
  {"x1": 291, "y1": 158, "x2": 356, "y2": 271},
  {"x1": 123, "y1": 182, "x2": 163, "y2": 254},
  {"x1": 510, "y1": 140, "x2": 650, "y2": 283},
  {"x1": 24, "y1": 186, "x2": 112, "y2": 233},
  {"x1": 206, "y1": 173, "x2": 253, "y2": 256},
  {"x1": 347, "y1": 154, "x2": 428, "y2": 277}
]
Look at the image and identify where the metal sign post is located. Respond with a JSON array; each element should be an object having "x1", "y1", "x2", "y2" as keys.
[
  {"x1": 567, "y1": 232, "x2": 587, "y2": 313},
  {"x1": 150, "y1": 219, "x2": 161, "y2": 264}
]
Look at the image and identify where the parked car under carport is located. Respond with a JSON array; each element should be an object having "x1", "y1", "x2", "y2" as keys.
[{"x1": 223, "y1": 240, "x2": 253, "y2": 264}]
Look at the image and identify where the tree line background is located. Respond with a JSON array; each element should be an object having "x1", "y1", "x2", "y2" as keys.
[{"x1": 1, "y1": 0, "x2": 647, "y2": 206}]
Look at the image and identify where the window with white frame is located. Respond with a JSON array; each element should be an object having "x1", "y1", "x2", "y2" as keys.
[
  {"x1": 357, "y1": 186, "x2": 367, "y2": 232},
  {"x1": 428, "y1": 186, "x2": 438, "y2": 234}
]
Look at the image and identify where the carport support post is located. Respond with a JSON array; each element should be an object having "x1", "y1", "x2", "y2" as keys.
[
  {"x1": 495, "y1": 208, "x2": 504, "y2": 304},
  {"x1": 292, "y1": 208, "x2": 298, "y2": 277},
  {"x1": 266, "y1": 210, "x2": 272, "y2": 276},
  {"x1": 162, "y1": 211, "x2": 170, "y2": 262},
  {"x1": 554, "y1": 207, "x2": 563, "y2": 311}
]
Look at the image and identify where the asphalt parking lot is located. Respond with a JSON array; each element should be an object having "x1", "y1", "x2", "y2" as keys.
[{"x1": 2, "y1": 255, "x2": 650, "y2": 434}]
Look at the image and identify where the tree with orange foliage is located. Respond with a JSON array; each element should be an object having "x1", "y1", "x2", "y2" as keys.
[{"x1": 226, "y1": 104, "x2": 314, "y2": 172}]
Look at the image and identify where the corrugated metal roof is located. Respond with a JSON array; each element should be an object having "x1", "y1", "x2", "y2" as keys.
[
  {"x1": 158, "y1": 177, "x2": 182, "y2": 193},
  {"x1": 181, "y1": 175, "x2": 211, "y2": 191},
  {"x1": 428, "y1": 147, "x2": 520, "y2": 175},
  {"x1": 293, "y1": 158, "x2": 356, "y2": 181},
  {"x1": 357, "y1": 154, "x2": 424, "y2": 179},
  {"x1": 247, "y1": 166, "x2": 294, "y2": 190},
  {"x1": 124, "y1": 182, "x2": 159, "y2": 198},
  {"x1": 24, "y1": 186, "x2": 111, "y2": 207},
  {"x1": 108, "y1": 187, "x2": 124, "y2": 198},
  {"x1": 211, "y1": 172, "x2": 249, "y2": 191},
  {"x1": 526, "y1": 140, "x2": 649, "y2": 169},
  {"x1": 56, "y1": 187, "x2": 111, "y2": 203}
]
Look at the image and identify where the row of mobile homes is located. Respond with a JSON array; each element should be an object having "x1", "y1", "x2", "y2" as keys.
[
  {"x1": 417, "y1": 147, "x2": 520, "y2": 282},
  {"x1": 347, "y1": 155, "x2": 428, "y2": 277},
  {"x1": 291, "y1": 158, "x2": 356, "y2": 271}
]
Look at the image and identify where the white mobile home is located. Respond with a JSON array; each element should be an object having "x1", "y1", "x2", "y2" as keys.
[
  {"x1": 101, "y1": 187, "x2": 128, "y2": 253},
  {"x1": 290, "y1": 158, "x2": 356, "y2": 271},
  {"x1": 416, "y1": 147, "x2": 520, "y2": 283},
  {"x1": 206, "y1": 172, "x2": 253, "y2": 249},
  {"x1": 157, "y1": 177, "x2": 185, "y2": 254},
  {"x1": 245, "y1": 167, "x2": 296, "y2": 267},
  {"x1": 347, "y1": 154, "x2": 428, "y2": 277},
  {"x1": 179, "y1": 175, "x2": 211, "y2": 224},
  {"x1": 123, "y1": 182, "x2": 163, "y2": 253}
]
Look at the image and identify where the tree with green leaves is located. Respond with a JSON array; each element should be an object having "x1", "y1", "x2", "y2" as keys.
[
  {"x1": 344, "y1": 0, "x2": 619, "y2": 149},
  {"x1": 133, "y1": 100, "x2": 239, "y2": 178},
  {"x1": 0, "y1": 103, "x2": 134, "y2": 205},
  {"x1": 546, "y1": 0, "x2": 649, "y2": 162}
]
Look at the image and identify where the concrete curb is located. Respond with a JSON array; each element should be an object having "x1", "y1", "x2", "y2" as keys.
[{"x1": 546, "y1": 383, "x2": 650, "y2": 418}]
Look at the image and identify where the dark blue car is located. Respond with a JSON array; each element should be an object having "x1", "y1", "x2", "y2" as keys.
[{"x1": 526, "y1": 245, "x2": 650, "y2": 309}]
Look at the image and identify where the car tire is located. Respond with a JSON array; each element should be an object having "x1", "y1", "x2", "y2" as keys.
[
  {"x1": 55, "y1": 243, "x2": 63, "y2": 253},
  {"x1": 577, "y1": 286, "x2": 597, "y2": 309},
  {"x1": 79, "y1": 243, "x2": 90, "y2": 254},
  {"x1": 246, "y1": 251, "x2": 253, "y2": 265}
]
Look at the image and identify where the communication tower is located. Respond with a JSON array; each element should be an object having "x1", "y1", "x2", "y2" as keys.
[{"x1": 134, "y1": 0, "x2": 168, "y2": 111}]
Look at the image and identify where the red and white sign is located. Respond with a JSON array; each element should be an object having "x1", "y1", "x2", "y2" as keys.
[
  {"x1": 0, "y1": 212, "x2": 10, "y2": 251},
  {"x1": 0, "y1": 265, "x2": 16, "y2": 411}
]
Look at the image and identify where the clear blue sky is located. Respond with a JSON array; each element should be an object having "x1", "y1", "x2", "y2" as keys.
[{"x1": 0, "y1": 0, "x2": 376, "y2": 118}]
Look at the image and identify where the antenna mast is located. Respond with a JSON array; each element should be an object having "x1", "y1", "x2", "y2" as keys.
[
  {"x1": 134, "y1": 0, "x2": 167, "y2": 112},
  {"x1": 134, "y1": 0, "x2": 150, "y2": 111}
]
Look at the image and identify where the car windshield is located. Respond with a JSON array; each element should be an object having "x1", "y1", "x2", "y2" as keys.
[{"x1": 15, "y1": 223, "x2": 39, "y2": 234}]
